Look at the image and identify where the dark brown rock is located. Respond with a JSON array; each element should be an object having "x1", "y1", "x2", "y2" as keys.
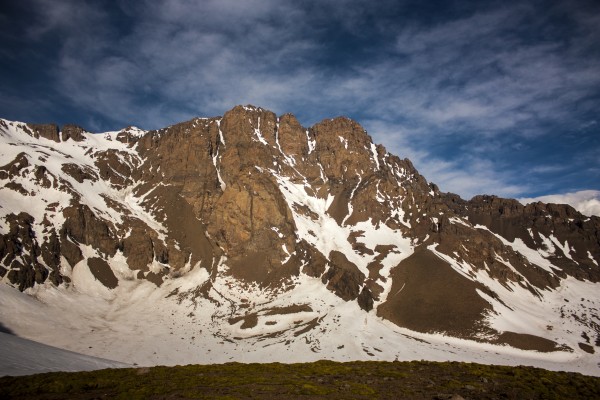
[
  {"x1": 87, "y1": 257, "x2": 118, "y2": 289},
  {"x1": 121, "y1": 220, "x2": 155, "y2": 271},
  {"x1": 116, "y1": 126, "x2": 144, "y2": 146},
  {"x1": 322, "y1": 251, "x2": 365, "y2": 301},
  {"x1": 61, "y1": 163, "x2": 99, "y2": 183},
  {"x1": 0, "y1": 213, "x2": 49, "y2": 291},
  {"x1": 59, "y1": 231, "x2": 84, "y2": 268},
  {"x1": 40, "y1": 229, "x2": 61, "y2": 271},
  {"x1": 61, "y1": 124, "x2": 86, "y2": 142},
  {"x1": 28, "y1": 123, "x2": 60, "y2": 142},
  {"x1": 494, "y1": 331, "x2": 565, "y2": 352},
  {"x1": 443, "y1": 194, "x2": 600, "y2": 282},
  {"x1": 0, "y1": 153, "x2": 29, "y2": 177},
  {"x1": 297, "y1": 240, "x2": 328, "y2": 278},
  {"x1": 61, "y1": 204, "x2": 117, "y2": 259},
  {"x1": 94, "y1": 150, "x2": 138, "y2": 187},
  {"x1": 357, "y1": 286, "x2": 374, "y2": 311}
]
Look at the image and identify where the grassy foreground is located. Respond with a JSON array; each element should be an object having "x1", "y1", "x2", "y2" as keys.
[{"x1": 1, "y1": 360, "x2": 599, "y2": 399}]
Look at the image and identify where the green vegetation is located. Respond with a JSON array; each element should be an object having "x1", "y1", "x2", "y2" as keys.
[{"x1": 1, "y1": 360, "x2": 599, "y2": 399}]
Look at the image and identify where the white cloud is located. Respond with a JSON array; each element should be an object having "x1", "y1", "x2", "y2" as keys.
[
  {"x1": 363, "y1": 119, "x2": 529, "y2": 199},
  {"x1": 25, "y1": 0, "x2": 108, "y2": 38},
  {"x1": 30, "y1": 1, "x2": 600, "y2": 136},
  {"x1": 519, "y1": 190, "x2": 600, "y2": 217},
  {"x1": 384, "y1": 7, "x2": 600, "y2": 137},
  {"x1": 11, "y1": 1, "x2": 600, "y2": 199},
  {"x1": 529, "y1": 165, "x2": 568, "y2": 174}
]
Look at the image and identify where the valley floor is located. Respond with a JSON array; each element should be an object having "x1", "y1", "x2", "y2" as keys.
[{"x1": 1, "y1": 360, "x2": 600, "y2": 399}]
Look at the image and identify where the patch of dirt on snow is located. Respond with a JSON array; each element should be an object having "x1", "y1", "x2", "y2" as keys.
[{"x1": 494, "y1": 331, "x2": 568, "y2": 353}]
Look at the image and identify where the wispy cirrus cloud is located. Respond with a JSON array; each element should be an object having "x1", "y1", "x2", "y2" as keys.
[
  {"x1": 1, "y1": 0, "x2": 599, "y2": 200},
  {"x1": 363, "y1": 119, "x2": 530, "y2": 199}
]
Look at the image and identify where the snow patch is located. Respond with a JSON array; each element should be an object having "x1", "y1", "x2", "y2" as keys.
[
  {"x1": 370, "y1": 143, "x2": 380, "y2": 169},
  {"x1": 253, "y1": 117, "x2": 268, "y2": 145}
]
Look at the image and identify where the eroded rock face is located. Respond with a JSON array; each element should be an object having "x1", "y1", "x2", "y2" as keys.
[
  {"x1": 0, "y1": 153, "x2": 30, "y2": 178},
  {"x1": 28, "y1": 124, "x2": 60, "y2": 142},
  {"x1": 61, "y1": 124, "x2": 86, "y2": 142},
  {"x1": 312, "y1": 117, "x2": 376, "y2": 181},
  {"x1": 442, "y1": 194, "x2": 600, "y2": 282},
  {"x1": 322, "y1": 251, "x2": 365, "y2": 302},
  {"x1": 0, "y1": 213, "x2": 50, "y2": 291},
  {"x1": 61, "y1": 204, "x2": 118, "y2": 260},
  {"x1": 121, "y1": 219, "x2": 155, "y2": 272}
]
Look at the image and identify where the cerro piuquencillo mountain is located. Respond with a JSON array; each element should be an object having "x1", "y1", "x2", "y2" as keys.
[{"x1": 0, "y1": 105, "x2": 599, "y2": 372}]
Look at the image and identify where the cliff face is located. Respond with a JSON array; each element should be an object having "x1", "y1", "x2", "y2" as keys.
[
  {"x1": 443, "y1": 194, "x2": 600, "y2": 281},
  {"x1": 1, "y1": 106, "x2": 599, "y2": 360}
]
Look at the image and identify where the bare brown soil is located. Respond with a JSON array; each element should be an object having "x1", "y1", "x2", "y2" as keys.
[
  {"x1": 495, "y1": 332, "x2": 565, "y2": 353},
  {"x1": 378, "y1": 247, "x2": 492, "y2": 338}
]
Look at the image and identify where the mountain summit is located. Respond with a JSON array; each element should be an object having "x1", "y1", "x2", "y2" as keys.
[{"x1": 1, "y1": 105, "x2": 599, "y2": 374}]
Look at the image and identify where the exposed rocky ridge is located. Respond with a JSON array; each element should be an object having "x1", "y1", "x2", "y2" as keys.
[
  {"x1": 443, "y1": 194, "x2": 600, "y2": 281},
  {"x1": 1, "y1": 105, "x2": 599, "y2": 360}
]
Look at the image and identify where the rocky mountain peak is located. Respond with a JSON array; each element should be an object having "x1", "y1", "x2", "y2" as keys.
[{"x1": 0, "y1": 106, "x2": 599, "y2": 370}]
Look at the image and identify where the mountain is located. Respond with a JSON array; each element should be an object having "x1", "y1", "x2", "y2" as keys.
[{"x1": 0, "y1": 105, "x2": 599, "y2": 375}]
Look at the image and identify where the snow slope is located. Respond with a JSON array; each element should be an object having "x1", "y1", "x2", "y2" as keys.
[
  {"x1": 1, "y1": 275, "x2": 598, "y2": 376},
  {"x1": 0, "y1": 331, "x2": 129, "y2": 376}
]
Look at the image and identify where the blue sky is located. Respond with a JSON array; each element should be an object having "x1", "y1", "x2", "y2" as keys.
[{"x1": 1, "y1": 0, "x2": 599, "y2": 204}]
